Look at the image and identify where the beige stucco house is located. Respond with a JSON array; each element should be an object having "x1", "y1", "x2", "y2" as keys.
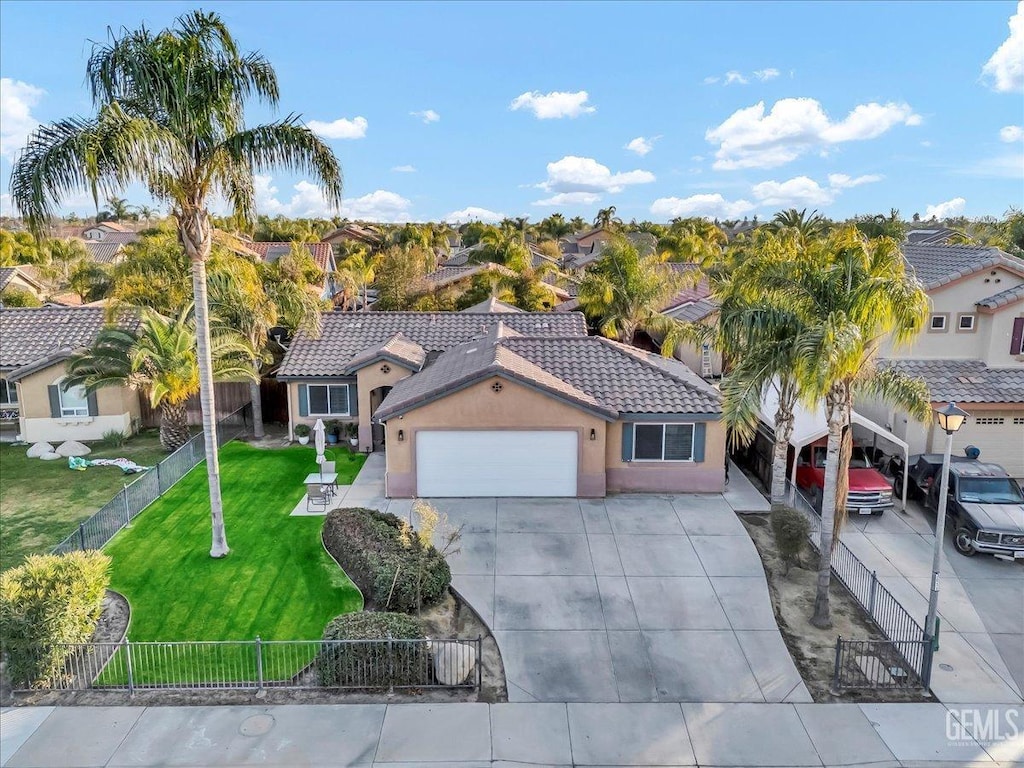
[
  {"x1": 857, "y1": 243, "x2": 1024, "y2": 477},
  {"x1": 277, "y1": 310, "x2": 725, "y2": 497},
  {"x1": 0, "y1": 307, "x2": 141, "y2": 443}
]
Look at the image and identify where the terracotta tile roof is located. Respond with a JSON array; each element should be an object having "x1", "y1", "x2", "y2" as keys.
[
  {"x1": 0, "y1": 306, "x2": 120, "y2": 370},
  {"x1": 460, "y1": 297, "x2": 524, "y2": 314},
  {"x1": 90, "y1": 222, "x2": 130, "y2": 232},
  {"x1": 82, "y1": 241, "x2": 125, "y2": 263},
  {"x1": 249, "y1": 241, "x2": 334, "y2": 271},
  {"x1": 901, "y1": 243, "x2": 1023, "y2": 290},
  {"x1": 977, "y1": 283, "x2": 1024, "y2": 310},
  {"x1": 343, "y1": 332, "x2": 427, "y2": 374},
  {"x1": 881, "y1": 359, "x2": 1024, "y2": 404},
  {"x1": 278, "y1": 311, "x2": 588, "y2": 378},
  {"x1": 322, "y1": 224, "x2": 383, "y2": 246}
]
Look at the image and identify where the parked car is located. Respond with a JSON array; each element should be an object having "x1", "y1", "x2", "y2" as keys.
[
  {"x1": 795, "y1": 439, "x2": 895, "y2": 515},
  {"x1": 918, "y1": 458, "x2": 1024, "y2": 559},
  {"x1": 891, "y1": 452, "x2": 977, "y2": 501}
]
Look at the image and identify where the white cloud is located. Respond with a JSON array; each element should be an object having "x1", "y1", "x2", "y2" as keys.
[
  {"x1": 538, "y1": 155, "x2": 655, "y2": 194},
  {"x1": 703, "y1": 76, "x2": 720, "y2": 85},
  {"x1": 704, "y1": 68, "x2": 781, "y2": 86},
  {"x1": 343, "y1": 190, "x2": 412, "y2": 221},
  {"x1": 509, "y1": 90, "x2": 596, "y2": 119},
  {"x1": 751, "y1": 176, "x2": 833, "y2": 207},
  {"x1": 650, "y1": 194, "x2": 754, "y2": 219},
  {"x1": 411, "y1": 109, "x2": 440, "y2": 124},
  {"x1": 724, "y1": 71, "x2": 749, "y2": 86},
  {"x1": 444, "y1": 206, "x2": 505, "y2": 224},
  {"x1": 754, "y1": 68, "x2": 781, "y2": 81},
  {"x1": 706, "y1": 97, "x2": 921, "y2": 170},
  {"x1": 0, "y1": 78, "x2": 44, "y2": 161},
  {"x1": 254, "y1": 174, "x2": 410, "y2": 221},
  {"x1": 624, "y1": 136, "x2": 660, "y2": 156},
  {"x1": 532, "y1": 192, "x2": 602, "y2": 207},
  {"x1": 391, "y1": 164, "x2": 417, "y2": 173},
  {"x1": 1000, "y1": 125, "x2": 1024, "y2": 142},
  {"x1": 827, "y1": 173, "x2": 884, "y2": 189},
  {"x1": 924, "y1": 197, "x2": 966, "y2": 220},
  {"x1": 306, "y1": 116, "x2": 368, "y2": 140},
  {"x1": 982, "y1": 1, "x2": 1023, "y2": 93}
]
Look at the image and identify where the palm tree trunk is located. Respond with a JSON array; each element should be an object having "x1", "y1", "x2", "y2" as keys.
[
  {"x1": 159, "y1": 401, "x2": 190, "y2": 452},
  {"x1": 834, "y1": 424, "x2": 853, "y2": 541},
  {"x1": 811, "y1": 386, "x2": 844, "y2": 628},
  {"x1": 249, "y1": 360, "x2": 265, "y2": 439},
  {"x1": 771, "y1": 383, "x2": 796, "y2": 508}
]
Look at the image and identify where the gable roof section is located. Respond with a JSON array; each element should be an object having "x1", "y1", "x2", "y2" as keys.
[
  {"x1": 321, "y1": 224, "x2": 382, "y2": 246},
  {"x1": 460, "y1": 297, "x2": 524, "y2": 314},
  {"x1": 0, "y1": 266, "x2": 44, "y2": 292},
  {"x1": 343, "y1": 332, "x2": 427, "y2": 374},
  {"x1": 901, "y1": 243, "x2": 1023, "y2": 290},
  {"x1": 249, "y1": 241, "x2": 333, "y2": 271},
  {"x1": 278, "y1": 311, "x2": 588, "y2": 378},
  {"x1": 881, "y1": 359, "x2": 1024, "y2": 405},
  {"x1": 82, "y1": 241, "x2": 125, "y2": 263},
  {"x1": 0, "y1": 306, "x2": 115, "y2": 371},
  {"x1": 905, "y1": 227, "x2": 960, "y2": 245},
  {"x1": 976, "y1": 283, "x2": 1024, "y2": 310},
  {"x1": 424, "y1": 262, "x2": 516, "y2": 288}
]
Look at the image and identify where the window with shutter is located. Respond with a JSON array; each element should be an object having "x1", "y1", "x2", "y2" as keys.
[
  {"x1": 630, "y1": 423, "x2": 695, "y2": 461},
  {"x1": 1011, "y1": 317, "x2": 1024, "y2": 355}
]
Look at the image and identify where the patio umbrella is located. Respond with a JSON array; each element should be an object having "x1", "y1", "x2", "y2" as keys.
[{"x1": 313, "y1": 419, "x2": 326, "y2": 479}]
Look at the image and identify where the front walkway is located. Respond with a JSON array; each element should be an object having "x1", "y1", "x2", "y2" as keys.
[{"x1": 4, "y1": 702, "x2": 1021, "y2": 767}]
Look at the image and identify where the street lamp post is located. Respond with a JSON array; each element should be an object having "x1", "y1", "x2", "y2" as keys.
[{"x1": 923, "y1": 401, "x2": 970, "y2": 682}]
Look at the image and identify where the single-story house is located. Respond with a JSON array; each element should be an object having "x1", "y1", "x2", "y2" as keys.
[
  {"x1": 321, "y1": 224, "x2": 383, "y2": 249},
  {"x1": 248, "y1": 241, "x2": 337, "y2": 299},
  {"x1": 80, "y1": 222, "x2": 141, "y2": 244},
  {"x1": 277, "y1": 311, "x2": 724, "y2": 497},
  {"x1": 0, "y1": 266, "x2": 46, "y2": 304},
  {"x1": 81, "y1": 240, "x2": 127, "y2": 264},
  {"x1": 0, "y1": 306, "x2": 141, "y2": 443}
]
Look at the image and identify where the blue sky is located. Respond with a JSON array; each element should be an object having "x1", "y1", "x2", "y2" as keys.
[{"x1": 1, "y1": 1, "x2": 1022, "y2": 224}]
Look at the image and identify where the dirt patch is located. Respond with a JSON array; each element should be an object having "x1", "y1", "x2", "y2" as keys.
[
  {"x1": 742, "y1": 514, "x2": 932, "y2": 703},
  {"x1": 92, "y1": 590, "x2": 130, "y2": 643}
]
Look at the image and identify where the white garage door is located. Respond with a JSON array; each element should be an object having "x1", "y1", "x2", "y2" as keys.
[
  {"x1": 952, "y1": 412, "x2": 1024, "y2": 480},
  {"x1": 416, "y1": 430, "x2": 578, "y2": 497}
]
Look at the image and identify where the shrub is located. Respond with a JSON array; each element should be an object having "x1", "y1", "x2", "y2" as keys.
[
  {"x1": 293, "y1": 424, "x2": 311, "y2": 438},
  {"x1": 770, "y1": 506, "x2": 811, "y2": 575},
  {"x1": 317, "y1": 611, "x2": 427, "y2": 687},
  {"x1": 101, "y1": 429, "x2": 127, "y2": 448},
  {"x1": 322, "y1": 507, "x2": 452, "y2": 613},
  {"x1": 0, "y1": 551, "x2": 112, "y2": 688}
]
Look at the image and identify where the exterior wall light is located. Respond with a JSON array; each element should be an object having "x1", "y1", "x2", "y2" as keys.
[
  {"x1": 397, "y1": 429, "x2": 405, "y2": 442},
  {"x1": 590, "y1": 428, "x2": 597, "y2": 441}
]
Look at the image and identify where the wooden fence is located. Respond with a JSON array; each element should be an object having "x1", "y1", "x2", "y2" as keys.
[{"x1": 139, "y1": 380, "x2": 287, "y2": 428}]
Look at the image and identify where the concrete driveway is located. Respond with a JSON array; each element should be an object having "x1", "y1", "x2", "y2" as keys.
[
  {"x1": 421, "y1": 494, "x2": 810, "y2": 704},
  {"x1": 842, "y1": 502, "x2": 1023, "y2": 704}
]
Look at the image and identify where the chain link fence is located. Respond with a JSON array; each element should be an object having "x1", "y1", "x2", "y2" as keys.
[{"x1": 51, "y1": 405, "x2": 250, "y2": 555}]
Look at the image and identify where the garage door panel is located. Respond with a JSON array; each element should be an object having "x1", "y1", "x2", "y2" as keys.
[
  {"x1": 951, "y1": 412, "x2": 1024, "y2": 480},
  {"x1": 416, "y1": 430, "x2": 578, "y2": 497}
]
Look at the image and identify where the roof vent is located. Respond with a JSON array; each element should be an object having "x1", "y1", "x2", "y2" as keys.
[{"x1": 466, "y1": 347, "x2": 478, "y2": 354}]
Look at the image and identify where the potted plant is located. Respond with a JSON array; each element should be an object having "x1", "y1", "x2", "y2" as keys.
[
  {"x1": 325, "y1": 420, "x2": 340, "y2": 445},
  {"x1": 347, "y1": 422, "x2": 359, "y2": 448},
  {"x1": 294, "y1": 424, "x2": 311, "y2": 445}
]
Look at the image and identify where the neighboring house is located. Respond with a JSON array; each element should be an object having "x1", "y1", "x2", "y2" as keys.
[
  {"x1": 904, "y1": 226, "x2": 961, "y2": 245},
  {"x1": 80, "y1": 222, "x2": 141, "y2": 245},
  {"x1": 0, "y1": 266, "x2": 46, "y2": 304},
  {"x1": 81, "y1": 240, "x2": 127, "y2": 265},
  {"x1": 321, "y1": 224, "x2": 383, "y2": 249},
  {"x1": 248, "y1": 241, "x2": 337, "y2": 299},
  {"x1": 661, "y1": 268, "x2": 723, "y2": 378},
  {"x1": 0, "y1": 306, "x2": 141, "y2": 443},
  {"x1": 423, "y1": 262, "x2": 570, "y2": 307},
  {"x1": 277, "y1": 311, "x2": 724, "y2": 497},
  {"x1": 460, "y1": 297, "x2": 523, "y2": 313},
  {"x1": 719, "y1": 219, "x2": 759, "y2": 241},
  {"x1": 857, "y1": 243, "x2": 1024, "y2": 477}
]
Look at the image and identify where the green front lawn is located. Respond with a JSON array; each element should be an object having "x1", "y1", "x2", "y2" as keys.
[
  {"x1": 0, "y1": 432, "x2": 168, "y2": 569},
  {"x1": 105, "y1": 442, "x2": 365, "y2": 642}
]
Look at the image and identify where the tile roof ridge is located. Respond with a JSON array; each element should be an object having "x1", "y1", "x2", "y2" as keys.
[{"x1": 596, "y1": 336, "x2": 715, "y2": 388}]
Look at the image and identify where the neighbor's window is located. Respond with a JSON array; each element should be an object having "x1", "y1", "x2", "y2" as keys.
[
  {"x1": 308, "y1": 384, "x2": 350, "y2": 415},
  {"x1": 633, "y1": 423, "x2": 694, "y2": 461},
  {"x1": 929, "y1": 314, "x2": 947, "y2": 331},
  {"x1": 59, "y1": 384, "x2": 89, "y2": 418},
  {"x1": 0, "y1": 378, "x2": 17, "y2": 405},
  {"x1": 957, "y1": 314, "x2": 975, "y2": 331}
]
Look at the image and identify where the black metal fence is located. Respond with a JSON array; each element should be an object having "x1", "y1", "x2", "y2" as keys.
[
  {"x1": 51, "y1": 406, "x2": 250, "y2": 555},
  {"x1": 11, "y1": 635, "x2": 483, "y2": 694},
  {"x1": 785, "y1": 481, "x2": 932, "y2": 690}
]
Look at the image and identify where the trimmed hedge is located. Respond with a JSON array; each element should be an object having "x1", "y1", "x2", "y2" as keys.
[
  {"x1": 0, "y1": 551, "x2": 111, "y2": 688},
  {"x1": 317, "y1": 611, "x2": 428, "y2": 687},
  {"x1": 322, "y1": 507, "x2": 451, "y2": 613}
]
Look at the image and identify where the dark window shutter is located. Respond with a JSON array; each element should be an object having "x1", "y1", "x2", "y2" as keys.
[
  {"x1": 349, "y1": 381, "x2": 359, "y2": 416},
  {"x1": 298, "y1": 384, "x2": 309, "y2": 417},
  {"x1": 47, "y1": 385, "x2": 61, "y2": 418},
  {"x1": 693, "y1": 423, "x2": 707, "y2": 463},
  {"x1": 621, "y1": 423, "x2": 634, "y2": 462},
  {"x1": 1011, "y1": 317, "x2": 1024, "y2": 355},
  {"x1": 86, "y1": 391, "x2": 99, "y2": 417}
]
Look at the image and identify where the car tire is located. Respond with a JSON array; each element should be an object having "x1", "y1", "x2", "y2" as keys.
[{"x1": 954, "y1": 527, "x2": 976, "y2": 557}]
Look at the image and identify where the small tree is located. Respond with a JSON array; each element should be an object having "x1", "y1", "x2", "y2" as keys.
[
  {"x1": 770, "y1": 506, "x2": 810, "y2": 576},
  {"x1": 399, "y1": 500, "x2": 462, "y2": 615}
]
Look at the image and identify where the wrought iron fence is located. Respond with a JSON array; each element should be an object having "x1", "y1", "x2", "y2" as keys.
[
  {"x1": 832, "y1": 637, "x2": 929, "y2": 691},
  {"x1": 51, "y1": 405, "x2": 250, "y2": 555},
  {"x1": 784, "y1": 481, "x2": 931, "y2": 690},
  {"x1": 10, "y1": 635, "x2": 483, "y2": 694}
]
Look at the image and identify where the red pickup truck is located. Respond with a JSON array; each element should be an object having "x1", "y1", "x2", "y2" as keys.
[{"x1": 795, "y1": 438, "x2": 895, "y2": 515}]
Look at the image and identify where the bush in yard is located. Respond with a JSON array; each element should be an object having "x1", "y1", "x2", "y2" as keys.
[
  {"x1": 317, "y1": 611, "x2": 428, "y2": 687},
  {"x1": 0, "y1": 551, "x2": 111, "y2": 688},
  {"x1": 770, "y1": 506, "x2": 810, "y2": 575},
  {"x1": 102, "y1": 429, "x2": 127, "y2": 448},
  {"x1": 322, "y1": 507, "x2": 452, "y2": 613}
]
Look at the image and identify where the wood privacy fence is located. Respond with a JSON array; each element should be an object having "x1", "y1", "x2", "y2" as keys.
[{"x1": 138, "y1": 382, "x2": 276, "y2": 428}]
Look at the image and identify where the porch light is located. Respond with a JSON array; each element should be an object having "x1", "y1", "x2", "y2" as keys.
[
  {"x1": 935, "y1": 402, "x2": 969, "y2": 435},
  {"x1": 397, "y1": 429, "x2": 405, "y2": 442},
  {"x1": 590, "y1": 428, "x2": 597, "y2": 441}
]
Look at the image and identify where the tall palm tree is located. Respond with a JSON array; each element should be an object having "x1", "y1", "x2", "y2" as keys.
[
  {"x1": 66, "y1": 306, "x2": 256, "y2": 452},
  {"x1": 658, "y1": 218, "x2": 727, "y2": 265},
  {"x1": 10, "y1": 11, "x2": 342, "y2": 557},
  {"x1": 105, "y1": 196, "x2": 133, "y2": 222},
  {"x1": 768, "y1": 208, "x2": 828, "y2": 243},
  {"x1": 593, "y1": 206, "x2": 622, "y2": 230},
  {"x1": 538, "y1": 213, "x2": 574, "y2": 242},
  {"x1": 569, "y1": 215, "x2": 587, "y2": 232},
  {"x1": 339, "y1": 249, "x2": 380, "y2": 311}
]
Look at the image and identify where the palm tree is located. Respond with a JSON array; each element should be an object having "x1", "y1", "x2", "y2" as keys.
[
  {"x1": 44, "y1": 238, "x2": 90, "y2": 285},
  {"x1": 593, "y1": 206, "x2": 622, "y2": 230},
  {"x1": 66, "y1": 306, "x2": 256, "y2": 452},
  {"x1": 569, "y1": 215, "x2": 587, "y2": 232},
  {"x1": 339, "y1": 249, "x2": 380, "y2": 311},
  {"x1": 135, "y1": 204, "x2": 158, "y2": 225},
  {"x1": 768, "y1": 209, "x2": 828, "y2": 243},
  {"x1": 105, "y1": 196, "x2": 133, "y2": 222},
  {"x1": 10, "y1": 11, "x2": 342, "y2": 558},
  {"x1": 577, "y1": 236, "x2": 686, "y2": 349},
  {"x1": 538, "y1": 213, "x2": 574, "y2": 242},
  {"x1": 658, "y1": 218, "x2": 727, "y2": 265}
]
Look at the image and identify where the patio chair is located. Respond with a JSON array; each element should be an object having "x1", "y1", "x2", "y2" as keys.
[
  {"x1": 321, "y1": 461, "x2": 339, "y2": 494},
  {"x1": 307, "y1": 484, "x2": 331, "y2": 513}
]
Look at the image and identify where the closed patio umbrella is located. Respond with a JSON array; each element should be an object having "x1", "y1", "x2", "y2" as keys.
[{"x1": 313, "y1": 419, "x2": 326, "y2": 479}]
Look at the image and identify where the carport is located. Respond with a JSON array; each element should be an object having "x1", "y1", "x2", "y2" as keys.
[{"x1": 760, "y1": 388, "x2": 910, "y2": 509}]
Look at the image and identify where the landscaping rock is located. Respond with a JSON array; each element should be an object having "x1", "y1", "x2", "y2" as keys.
[
  {"x1": 431, "y1": 640, "x2": 477, "y2": 686},
  {"x1": 39, "y1": 452, "x2": 63, "y2": 461},
  {"x1": 26, "y1": 442, "x2": 54, "y2": 458},
  {"x1": 56, "y1": 440, "x2": 91, "y2": 458}
]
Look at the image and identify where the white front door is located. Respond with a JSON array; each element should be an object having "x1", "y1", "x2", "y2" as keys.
[{"x1": 415, "y1": 430, "x2": 578, "y2": 497}]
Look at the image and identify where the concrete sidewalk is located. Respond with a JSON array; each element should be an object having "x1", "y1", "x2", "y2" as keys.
[{"x1": 3, "y1": 702, "x2": 1022, "y2": 767}]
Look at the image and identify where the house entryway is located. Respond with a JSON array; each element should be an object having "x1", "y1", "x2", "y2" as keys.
[{"x1": 369, "y1": 386, "x2": 392, "y2": 450}]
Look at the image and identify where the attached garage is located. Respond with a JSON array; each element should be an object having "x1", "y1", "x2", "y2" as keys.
[
  {"x1": 415, "y1": 430, "x2": 579, "y2": 497},
  {"x1": 949, "y1": 411, "x2": 1024, "y2": 479}
]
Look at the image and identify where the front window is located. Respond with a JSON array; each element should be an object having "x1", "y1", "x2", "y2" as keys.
[
  {"x1": 633, "y1": 423, "x2": 694, "y2": 461},
  {"x1": 957, "y1": 314, "x2": 975, "y2": 331},
  {"x1": 929, "y1": 314, "x2": 947, "y2": 331},
  {"x1": 957, "y1": 477, "x2": 1024, "y2": 504},
  {"x1": 59, "y1": 384, "x2": 89, "y2": 417},
  {"x1": 0, "y1": 378, "x2": 17, "y2": 405},
  {"x1": 308, "y1": 384, "x2": 350, "y2": 415}
]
